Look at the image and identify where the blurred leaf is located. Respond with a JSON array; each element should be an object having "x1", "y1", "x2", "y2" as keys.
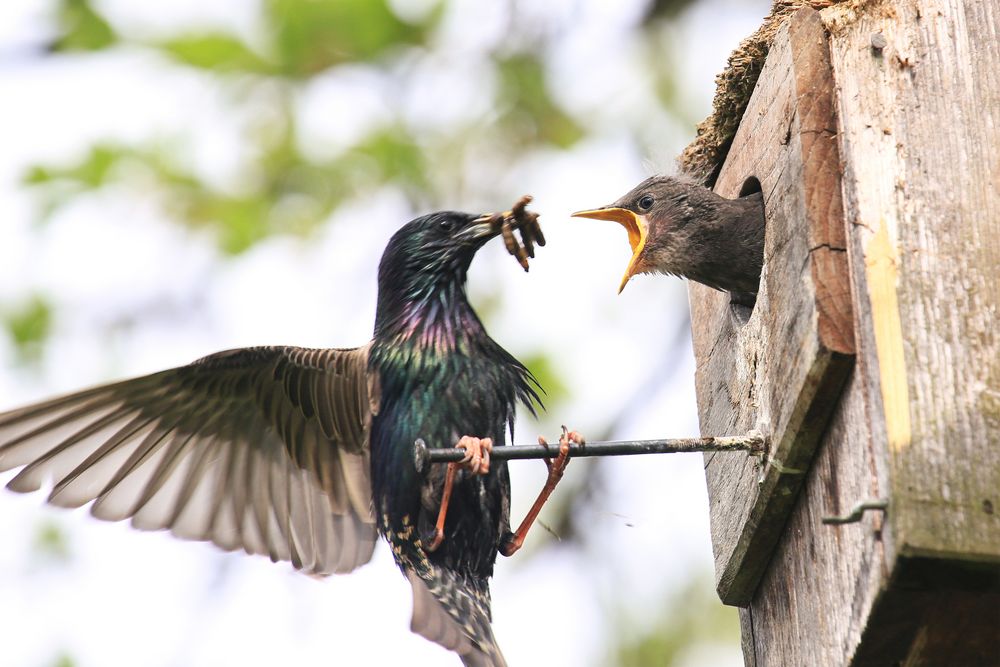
[
  {"x1": 24, "y1": 144, "x2": 143, "y2": 230},
  {"x1": 160, "y1": 33, "x2": 273, "y2": 73},
  {"x1": 51, "y1": 0, "x2": 116, "y2": 52},
  {"x1": 23, "y1": 131, "x2": 351, "y2": 255},
  {"x1": 521, "y1": 352, "x2": 568, "y2": 407},
  {"x1": 24, "y1": 144, "x2": 123, "y2": 190},
  {"x1": 266, "y1": 0, "x2": 441, "y2": 76},
  {"x1": 50, "y1": 652, "x2": 77, "y2": 667},
  {"x1": 610, "y1": 574, "x2": 741, "y2": 666},
  {"x1": 650, "y1": 47, "x2": 682, "y2": 112},
  {"x1": 191, "y1": 195, "x2": 273, "y2": 255},
  {"x1": 496, "y1": 53, "x2": 584, "y2": 149},
  {"x1": 32, "y1": 519, "x2": 72, "y2": 564},
  {"x1": 348, "y1": 126, "x2": 427, "y2": 190},
  {"x1": 4, "y1": 296, "x2": 53, "y2": 363},
  {"x1": 641, "y1": 0, "x2": 700, "y2": 23},
  {"x1": 177, "y1": 117, "x2": 347, "y2": 252}
]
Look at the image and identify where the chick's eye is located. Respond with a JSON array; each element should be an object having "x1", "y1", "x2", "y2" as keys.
[{"x1": 637, "y1": 194, "x2": 654, "y2": 211}]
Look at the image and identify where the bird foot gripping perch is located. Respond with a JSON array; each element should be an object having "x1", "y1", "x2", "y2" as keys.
[
  {"x1": 422, "y1": 426, "x2": 586, "y2": 555},
  {"x1": 500, "y1": 426, "x2": 584, "y2": 557},
  {"x1": 428, "y1": 435, "x2": 493, "y2": 552}
]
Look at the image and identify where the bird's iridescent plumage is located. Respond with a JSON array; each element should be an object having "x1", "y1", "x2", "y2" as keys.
[
  {"x1": 370, "y1": 212, "x2": 540, "y2": 665},
  {"x1": 0, "y1": 209, "x2": 540, "y2": 666}
]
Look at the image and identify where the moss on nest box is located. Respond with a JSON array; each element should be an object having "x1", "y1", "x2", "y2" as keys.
[{"x1": 678, "y1": 0, "x2": 872, "y2": 185}]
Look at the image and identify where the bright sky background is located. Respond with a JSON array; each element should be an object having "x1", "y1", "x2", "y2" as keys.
[{"x1": 0, "y1": 1, "x2": 768, "y2": 665}]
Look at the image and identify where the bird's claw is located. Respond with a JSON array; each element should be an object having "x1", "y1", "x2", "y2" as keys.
[
  {"x1": 501, "y1": 426, "x2": 584, "y2": 558},
  {"x1": 428, "y1": 525, "x2": 445, "y2": 552},
  {"x1": 537, "y1": 426, "x2": 584, "y2": 482},
  {"x1": 456, "y1": 435, "x2": 492, "y2": 475}
]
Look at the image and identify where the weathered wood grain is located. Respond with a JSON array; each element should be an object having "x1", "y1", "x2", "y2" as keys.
[
  {"x1": 689, "y1": 7, "x2": 855, "y2": 606},
  {"x1": 706, "y1": 1, "x2": 1000, "y2": 665},
  {"x1": 742, "y1": 363, "x2": 888, "y2": 666},
  {"x1": 826, "y1": 0, "x2": 1000, "y2": 571}
]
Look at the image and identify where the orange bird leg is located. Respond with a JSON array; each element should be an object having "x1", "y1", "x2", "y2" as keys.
[
  {"x1": 428, "y1": 461, "x2": 458, "y2": 552},
  {"x1": 501, "y1": 426, "x2": 585, "y2": 557},
  {"x1": 427, "y1": 435, "x2": 492, "y2": 553}
]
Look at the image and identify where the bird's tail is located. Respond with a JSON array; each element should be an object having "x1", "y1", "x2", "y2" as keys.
[{"x1": 407, "y1": 568, "x2": 507, "y2": 667}]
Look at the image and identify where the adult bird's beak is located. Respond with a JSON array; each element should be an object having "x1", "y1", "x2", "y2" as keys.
[
  {"x1": 465, "y1": 213, "x2": 504, "y2": 242},
  {"x1": 572, "y1": 207, "x2": 648, "y2": 293}
]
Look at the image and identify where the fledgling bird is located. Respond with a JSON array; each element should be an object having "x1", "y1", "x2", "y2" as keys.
[
  {"x1": 0, "y1": 206, "x2": 577, "y2": 667},
  {"x1": 573, "y1": 175, "x2": 765, "y2": 305}
]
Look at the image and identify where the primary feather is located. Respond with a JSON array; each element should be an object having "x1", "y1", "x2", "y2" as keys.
[{"x1": 0, "y1": 345, "x2": 377, "y2": 575}]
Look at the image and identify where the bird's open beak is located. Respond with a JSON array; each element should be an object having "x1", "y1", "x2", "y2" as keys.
[{"x1": 572, "y1": 207, "x2": 648, "y2": 293}]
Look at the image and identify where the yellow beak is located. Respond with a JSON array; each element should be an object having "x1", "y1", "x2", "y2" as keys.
[{"x1": 571, "y1": 207, "x2": 648, "y2": 293}]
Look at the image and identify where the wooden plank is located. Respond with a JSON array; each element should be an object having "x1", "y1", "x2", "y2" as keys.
[
  {"x1": 827, "y1": 0, "x2": 1000, "y2": 568},
  {"x1": 689, "y1": 7, "x2": 855, "y2": 606},
  {"x1": 742, "y1": 370, "x2": 889, "y2": 665}
]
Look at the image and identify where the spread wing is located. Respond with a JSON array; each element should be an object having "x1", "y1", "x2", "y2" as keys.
[{"x1": 0, "y1": 345, "x2": 378, "y2": 576}]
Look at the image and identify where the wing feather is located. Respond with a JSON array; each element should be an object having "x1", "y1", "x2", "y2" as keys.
[
  {"x1": 48, "y1": 414, "x2": 160, "y2": 508},
  {"x1": 0, "y1": 345, "x2": 377, "y2": 575},
  {"x1": 7, "y1": 405, "x2": 137, "y2": 494},
  {"x1": 131, "y1": 430, "x2": 202, "y2": 532},
  {"x1": 91, "y1": 419, "x2": 180, "y2": 521}
]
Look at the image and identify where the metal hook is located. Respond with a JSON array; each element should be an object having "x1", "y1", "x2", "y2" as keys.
[{"x1": 821, "y1": 498, "x2": 888, "y2": 525}]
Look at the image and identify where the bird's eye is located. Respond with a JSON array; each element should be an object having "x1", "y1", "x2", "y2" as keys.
[
  {"x1": 637, "y1": 194, "x2": 654, "y2": 211},
  {"x1": 438, "y1": 218, "x2": 455, "y2": 232}
]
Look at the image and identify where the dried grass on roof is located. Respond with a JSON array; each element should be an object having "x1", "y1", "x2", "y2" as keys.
[{"x1": 678, "y1": 0, "x2": 871, "y2": 185}]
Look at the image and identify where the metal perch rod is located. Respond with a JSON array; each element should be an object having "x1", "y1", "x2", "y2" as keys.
[{"x1": 413, "y1": 433, "x2": 765, "y2": 472}]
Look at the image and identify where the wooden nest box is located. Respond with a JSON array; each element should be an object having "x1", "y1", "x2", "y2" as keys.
[{"x1": 687, "y1": 6, "x2": 1000, "y2": 665}]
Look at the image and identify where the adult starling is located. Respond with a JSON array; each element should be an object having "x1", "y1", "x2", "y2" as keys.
[
  {"x1": 573, "y1": 175, "x2": 765, "y2": 305},
  {"x1": 0, "y1": 205, "x2": 577, "y2": 667}
]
